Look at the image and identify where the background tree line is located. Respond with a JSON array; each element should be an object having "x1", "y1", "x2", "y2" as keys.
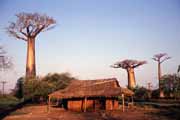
[{"x1": 13, "y1": 72, "x2": 75, "y2": 102}]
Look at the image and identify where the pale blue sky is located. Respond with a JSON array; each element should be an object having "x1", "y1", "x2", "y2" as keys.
[{"x1": 0, "y1": 0, "x2": 180, "y2": 91}]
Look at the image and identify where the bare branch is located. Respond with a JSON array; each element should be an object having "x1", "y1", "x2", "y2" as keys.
[
  {"x1": 7, "y1": 30, "x2": 27, "y2": 41},
  {"x1": 26, "y1": 26, "x2": 30, "y2": 36},
  {"x1": 42, "y1": 25, "x2": 56, "y2": 32},
  {"x1": 133, "y1": 61, "x2": 147, "y2": 68},
  {"x1": 33, "y1": 25, "x2": 45, "y2": 37},
  {"x1": 160, "y1": 56, "x2": 171, "y2": 63},
  {"x1": 20, "y1": 30, "x2": 27, "y2": 37},
  {"x1": 152, "y1": 57, "x2": 158, "y2": 61},
  {"x1": 110, "y1": 65, "x2": 119, "y2": 68}
]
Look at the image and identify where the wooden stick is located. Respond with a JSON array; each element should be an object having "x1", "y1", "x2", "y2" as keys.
[
  {"x1": 84, "y1": 97, "x2": 87, "y2": 112},
  {"x1": 122, "y1": 94, "x2": 124, "y2": 112},
  {"x1": 48, "y1": 96, "x2": 51, "y2": 112}
]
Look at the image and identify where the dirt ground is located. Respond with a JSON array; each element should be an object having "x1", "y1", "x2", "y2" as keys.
[{"x1": 3, "y1": 104, "x2": 179, "y2": 120}]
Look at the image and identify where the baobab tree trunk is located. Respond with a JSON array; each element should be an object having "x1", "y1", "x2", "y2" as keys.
[
  {"x1": 127, "y1": 68, "x2": 136, "y2": 89},
  {"x1": 158, "y1": 62, "x2": 164, "y2": 98},
  {"x1": 26, "y1": 37, "x2": 36, "y2": 78}
]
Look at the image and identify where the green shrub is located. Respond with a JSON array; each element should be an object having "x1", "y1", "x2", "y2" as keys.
[
  {"x1": 13, "y1": 72, "x2": 75, "y2": 102},
  {"x1": 0, "y1": 95, "x2": 20, "y2": 109}
]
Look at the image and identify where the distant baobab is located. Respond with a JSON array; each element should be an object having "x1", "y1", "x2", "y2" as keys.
[
  {"x1": 152, "y1": 53, "x2": 171, "y2": 98},
  {"x1": 6, "y1": 13, "x2": 56, "y2": 78},
  {"x1": 111, "y1": 59, "x2": 147, "y2": 89}
]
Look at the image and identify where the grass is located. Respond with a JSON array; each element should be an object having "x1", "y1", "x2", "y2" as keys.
[
  {"x1": 10, "y1": 110, "x2": 28, "y2": 116},
  {"x1": 145, "y1": 106, "x2": 180, "y2": 120},
  {"x1": 0, "y1": 95, "x2": 20, "y2": 110}
]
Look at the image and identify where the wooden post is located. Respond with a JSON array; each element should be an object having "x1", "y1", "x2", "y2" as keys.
[
  {"x1": 84, "y1": 97, "x2": 87, "y2": 112},
  {"x1": 122, "y1": 94, "x2": 124, "y2": 112},
  {"x1": 48, "y1": 96, "x2": 51, "y2": 112},
  {"x1": 56, "y1": 98, "x2": 59, "y2": 106},
  {"x1": 131, "y1": 96, "x2": 134, "y2": 105},
  {"x1": 93, "y1": 100, "x2": 96, "y2": 112}
]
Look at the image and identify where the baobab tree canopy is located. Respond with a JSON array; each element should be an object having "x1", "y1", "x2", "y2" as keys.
[
  {"x1": 152, "y1": 53, "x2": 171, "y2": 63},
  {"x1": 111, "y1": 59, "x2": 147, "y2": 69},
  {"x1": 6, "y1": 12, "x2": 56, "y2": 41}
]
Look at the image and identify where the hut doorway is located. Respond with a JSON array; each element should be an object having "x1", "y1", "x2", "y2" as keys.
[
  {"x1": 94, "y1": 98, "x2": 106, "y2": 110},
  {"x1": 62, "y1": 99, "x2": 68, "y2": 109}
]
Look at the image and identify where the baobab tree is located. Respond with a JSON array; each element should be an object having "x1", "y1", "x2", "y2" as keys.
[
  {"x1": 111, "y1": 59, "x2": 147, "y2": 89},
  {"x1": 6, "y1": 13, "x2": 56, "y2": 78},
  {"x1": 152, "y1": 53, "x2": 171, "y2": 98}
]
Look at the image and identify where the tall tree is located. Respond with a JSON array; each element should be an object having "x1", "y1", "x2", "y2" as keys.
[
  {"x1": 111, "y1": 59, "x2": 146, "y2": 89},
  {"x1": 6, "y1": 13, "x2": 56, "y2": 78},
  {"x1": 152, "y1": 53, "x2": 171, "y2": 98}
]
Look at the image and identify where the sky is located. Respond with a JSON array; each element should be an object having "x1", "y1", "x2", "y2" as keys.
[{"x1": 0, "y1": 0, "x2": 180, "y2": 92}]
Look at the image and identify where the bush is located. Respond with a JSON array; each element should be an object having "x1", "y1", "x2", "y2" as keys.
[
  {"x1": 151, "y1": 89, "x2": 159, "y2": 99},
  {"x1": 13, "y1": 72, "x2": 75, "y2": 102},
  {"x1": 14, "y1": 77, "x2": 24, "y2": 99},
  {"x1": 0, "y1": 95, "x2": 20, "y2": 109},
  {"x1": 134, "y1": 86, "x2": 149, "y2": 100}
]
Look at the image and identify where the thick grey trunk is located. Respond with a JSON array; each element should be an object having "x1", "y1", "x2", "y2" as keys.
[
  {"x1": 26, "y1": 37, "x2": 36, "y2": 78},
  {"x1": 158, "y1": 62, "x2": 164, "y2": 98},
  {"x1": 127, "y1": 68, "x2": 136, "y2": 89}
]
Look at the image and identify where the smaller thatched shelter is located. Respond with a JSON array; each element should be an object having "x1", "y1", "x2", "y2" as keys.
[{"x1": 48, "y1": 78, "x2": 134, "y2": 112}]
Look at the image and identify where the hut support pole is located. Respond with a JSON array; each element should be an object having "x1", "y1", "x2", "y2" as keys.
[
  {"x1": 48, "y1": 96, "x2": 51, "y2": 112},
  {"x1": 84, "y1": 97, "x2": 87, "y2": 112},
  {"x1": 131, "y1": 96, "x2": 134, "y2": 106},
  {"x1": 56, "y1": 98, "x2": 59, "y2": 106},
  {"x1": 122, "y1": 94, "x2": 124, "y2": 112}
]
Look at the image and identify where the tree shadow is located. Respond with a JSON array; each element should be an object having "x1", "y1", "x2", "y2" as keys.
[{"x1": 145, "y1": 106, "x2": 180, "y2": 120}]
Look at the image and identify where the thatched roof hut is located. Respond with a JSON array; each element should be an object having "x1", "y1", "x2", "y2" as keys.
[
  {"x1": 48, "y1": 78, "x2": 134, "y2": 112},
  {"x1": 49, "y1": 78, "x2": 133, "y2": 98}
]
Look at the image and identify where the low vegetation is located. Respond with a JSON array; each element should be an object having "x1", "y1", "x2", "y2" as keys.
[
  {"x1": 0, "y1": 95, "x2": 20, "y2": 109},
  {"x1": 13, "y1": 72, "x2": 75, "y2": 102}
]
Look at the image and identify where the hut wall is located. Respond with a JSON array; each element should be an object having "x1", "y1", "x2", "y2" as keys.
[
  {"x1": 67, "y1": 99, "x2": 94, "y2": 112},
  {"x1": 67, "y1": 98, "x2": 119, "y2": 111},
  {"x1": 85, "y1": 100, "x2": 94, "y2": 111},
  {"x1": 106, "y1": 99, "x2": 119, "y2": 110},
  {"x1": 67, "y1": 100, "x2": 83, "y2": 111},
  {"x1": 113, "y1": 100, "x2": 119, "y2": 110},
  {"x1": 106, "y1": 99, "x2": 113, "y2": 110}
]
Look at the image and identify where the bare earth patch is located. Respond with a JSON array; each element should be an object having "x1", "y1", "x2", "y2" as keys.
[{"x1": 3, "y1": 105, "x2": 178, "y2": 120}]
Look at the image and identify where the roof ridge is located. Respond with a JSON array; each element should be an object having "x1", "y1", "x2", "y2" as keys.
[{"x1": 72, "y1": 78, "x2": 117, "y2": 81}]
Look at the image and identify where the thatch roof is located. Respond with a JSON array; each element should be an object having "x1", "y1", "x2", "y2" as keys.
[{"x1": 49, "y1": 78, "x2": 134, "y2": 99}]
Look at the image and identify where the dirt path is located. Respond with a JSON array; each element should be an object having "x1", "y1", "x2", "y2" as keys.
[{"x1": 3, "y1": 105, "x2": 176, "y2": 120}]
